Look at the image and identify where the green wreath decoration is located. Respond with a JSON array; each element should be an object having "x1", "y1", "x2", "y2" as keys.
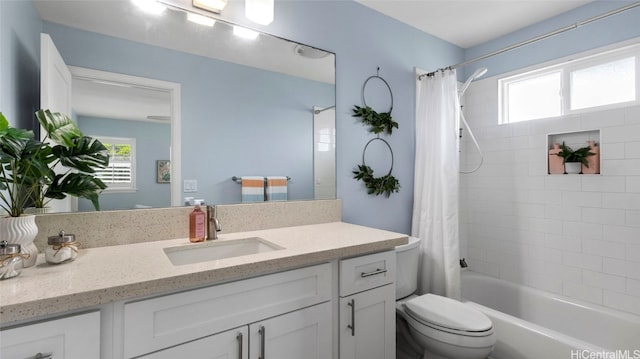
[
  {"x1": 352, "y1": 137, "x2": 400, "y2": 197},
  {"x1": 352, "y1": 105, "x2": 398, "y2": 135},
  {"x1": 352, "y1": 164, "x2": 400, "y2": 197}
]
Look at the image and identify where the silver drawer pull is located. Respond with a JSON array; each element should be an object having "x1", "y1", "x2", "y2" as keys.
[
  {"x1": 360, "y1": 268, "x2": 387, "y2": 278},
  {"x1": 237, "y1": 332, "x2": 243, "y2": 359},
  {"x1": 34, "y1": 354, "x2": 53, "y2": 359},
  {"x1": 347, "y1": 299, "x2": 355, "y2": 336},
  {"x1": 259, "y1": 325, "x2": 266, "y2": 359}
]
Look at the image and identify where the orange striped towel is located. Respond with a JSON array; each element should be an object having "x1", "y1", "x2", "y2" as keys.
[
  {"x1": 266, "y1": 176, "x2": 288, "y2": 201},
  {"x1": 241, "y1": 176, "x2": 265, "y2": 202}
]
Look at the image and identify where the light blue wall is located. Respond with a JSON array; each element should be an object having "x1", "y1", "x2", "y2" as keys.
[
  {"x1": 43, "y1": 1, "x2": 464, "y2": 234},
  {"x1": 43, "y1": 21, "x2": 335, "y2": 204},
  {"x1": 0, "y1": 0, "x2": 41, "y2": 129},
  {"x1": 76, "y1": 116, "x2": 171, "y2": 211},
  {"x1": 230, "y1": 1, "x2": 464, "y2": 233},
  {"x1": 7, "y1": 0, "x2": 464, "y2": 234},
  {"x1": 464, "y1": 1, "x2": 640, "y2": 79}
]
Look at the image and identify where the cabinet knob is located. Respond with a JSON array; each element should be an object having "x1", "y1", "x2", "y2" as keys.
[{"x1": 34, "y1": 354, "x2": 53, "y2": 359}]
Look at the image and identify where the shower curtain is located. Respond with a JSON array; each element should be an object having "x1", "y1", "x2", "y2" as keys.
[{"x1": 412, "y1": 69, "x2": 461, "y2": 300}]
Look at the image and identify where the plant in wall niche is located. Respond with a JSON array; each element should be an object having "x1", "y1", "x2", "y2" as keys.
[
  {"x1": 352, "y1": 164, "x2": 400, "y2": 197},
  {"x1": 352, "y1": 105, "x2": 398, "y2": 135},
  {"x1": 556, "y1": 141, "x2": 595, "y2": 174}
]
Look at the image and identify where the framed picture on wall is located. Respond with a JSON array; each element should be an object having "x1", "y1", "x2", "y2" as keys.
[{"x1": 157, "y1": 160, "x2": 171, "y2": 183}]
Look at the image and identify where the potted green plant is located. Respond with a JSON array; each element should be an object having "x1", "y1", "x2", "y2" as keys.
[
  {"x1": 31, "y1": 110, "x2": 109, "y2": 211},
  {"x1": 555, "y1": 141, "x2": 595, "y2": 174},
  {"x1": 0, "y1": 109, "x2": 109, "y2": 267}
]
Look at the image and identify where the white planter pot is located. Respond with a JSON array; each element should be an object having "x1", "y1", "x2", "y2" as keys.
[
  {"x1": 565, "y1": 162, "x2": 582, "y2": 174},
  {"x1": 0, "y1": 215, "x2": 39, "y2": 268}
]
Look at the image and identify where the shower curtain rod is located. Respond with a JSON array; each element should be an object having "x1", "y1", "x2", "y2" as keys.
[{"x1": 418, "y1": 1, "x2": 640, "y2": 80}]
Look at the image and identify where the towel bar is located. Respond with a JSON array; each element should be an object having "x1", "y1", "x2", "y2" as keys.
[{"x1": 232, "y1": 176, "x2": 291, "y2": 184}]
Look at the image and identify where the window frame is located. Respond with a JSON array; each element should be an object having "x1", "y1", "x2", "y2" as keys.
[
  {"x1": 499, "y1": 41, "x2": 640, "y2": 124},
  {"x1": 93, "y1": 135, "x2": 137, "y2": 193}
]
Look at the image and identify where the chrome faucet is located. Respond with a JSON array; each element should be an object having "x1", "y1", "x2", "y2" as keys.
[{"x1": 206, "y1": 205, "x2": 221, "y2": 240}]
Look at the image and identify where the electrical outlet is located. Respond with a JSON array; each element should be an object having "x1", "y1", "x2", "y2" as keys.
[{"x1": 184, "y1": 179, "x2": 197, "y2": 193}]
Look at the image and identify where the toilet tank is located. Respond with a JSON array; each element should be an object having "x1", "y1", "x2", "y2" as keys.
[{"x1": 395, "y1": 236, "x2": 420, "y2": 300}]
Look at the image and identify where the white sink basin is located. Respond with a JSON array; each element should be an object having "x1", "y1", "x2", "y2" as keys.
[{"x1": 164, "y1": 237, "x2": 284, "y2": 266}]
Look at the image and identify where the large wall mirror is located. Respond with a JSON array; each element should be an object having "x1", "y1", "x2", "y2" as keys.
[{"x1": 32, "y1": 0, "x2": 336, "y2": 212}]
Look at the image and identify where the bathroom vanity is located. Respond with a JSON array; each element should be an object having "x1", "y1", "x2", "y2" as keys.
[{"x1": 0, "y1": 221, "x2": 406, "y2": 359}]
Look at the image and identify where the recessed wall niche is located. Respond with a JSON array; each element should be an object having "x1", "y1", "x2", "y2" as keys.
[{"x1": 547, "y1": 129, "x2": 601, "y2": 175}]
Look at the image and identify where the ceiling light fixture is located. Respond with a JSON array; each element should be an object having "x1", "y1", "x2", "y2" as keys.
[
  {"x1": 233, "y1": 25, "x2": 259, "y2": 40},
  {"x1": 187, "y1": 12, "x2": 216, "y2": 27},
  {"x1": 245, "y1": 0, "x2": 274, "y2": 25},
  {"x1": 193, "y1": 0, "x2": 227, "y2": 14},
  {"x1": 131, "y1": 0, "x2": 167, "y2": 15}
]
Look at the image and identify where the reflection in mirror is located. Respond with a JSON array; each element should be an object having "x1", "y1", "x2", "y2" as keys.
[
  {"x1": 70, "y1": 66, "x2": 178, "y2": 211},
  {"x1": 31, "y1": 0, "x2": 335, "y2": 212}
]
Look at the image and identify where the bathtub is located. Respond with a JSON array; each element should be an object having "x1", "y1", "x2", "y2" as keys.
[{"x1": 461, "y1": 271, "x2": 640, "y2": 359}]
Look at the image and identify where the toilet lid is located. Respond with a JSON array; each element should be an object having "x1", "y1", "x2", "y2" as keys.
[{"x1": 404, "y1": 294, "x2": 492, "y2": 332}]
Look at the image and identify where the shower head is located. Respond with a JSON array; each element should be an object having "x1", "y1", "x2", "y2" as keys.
[{"x1": 459, "y1": 67, "x2": 488, "y2": 97}]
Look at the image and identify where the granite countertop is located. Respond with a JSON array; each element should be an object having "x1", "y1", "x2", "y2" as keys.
[{"x1": 0, "y1": 222, "x2": 407, "y2": 326}]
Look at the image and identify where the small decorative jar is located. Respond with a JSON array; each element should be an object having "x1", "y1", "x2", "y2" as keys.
[
  {"x1": 45, "y1": 231, "x2": 79, "y2": 264},
  {"x1": 0, "y1": 241, "x2": 26, "y2": 279}
]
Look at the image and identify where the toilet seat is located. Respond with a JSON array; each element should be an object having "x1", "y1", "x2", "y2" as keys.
[
  {"x1": 400, "y1": 294, "x2": 495, "y2": 354},
  {"x1": 403, "y1": 294, "x2": 493, "y2": 336}
]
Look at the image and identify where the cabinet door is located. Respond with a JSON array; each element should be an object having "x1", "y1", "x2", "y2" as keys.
[
  {"x1": 138, "y1": 326, "x2": 247, "y2": 359},
  {"x1": 0, "y1": 311, "x2": 100, "y2": 359},
  {"x1": 124, "y1": 263, "x2": 331, "y2": 358},
  {"x1": 249, "y1": 302, "x2": 332, "y2": 359},
  {"x1": 340, "y1": 284, "x2": 395, "y2": 359}
]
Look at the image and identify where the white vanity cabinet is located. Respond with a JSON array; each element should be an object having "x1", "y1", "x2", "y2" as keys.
[
  {"x1": 339, "y1": 251, "x2": 396, "y2": 359},
  {"x1": 0, "y1": 311, "x2": 100, "y2": 359},
  {"x1": 0, "y1": 244, "x2": 402, "y2": 359},
  {"x1": 122, "y1": 263, "x2": 332, "y2": 358}
]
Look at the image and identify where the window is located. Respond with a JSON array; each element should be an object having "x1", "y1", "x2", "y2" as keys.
[
  {"x1": 570, "y1": 56, "x2": 635, "y2": 110},
  {"x1": 505, "y1": 71, "x2": 562, "y2": 123},
  {"x1": 499, "y1": 43, "x2": 640, "y2": 124},
  {"x1": 95, "y1": 136, "x2": 136, "y2": 191}
]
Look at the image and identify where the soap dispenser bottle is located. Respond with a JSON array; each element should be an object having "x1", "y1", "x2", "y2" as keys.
[{"x1": 189, "y1": 205, "x2": 206, "y2": 243}]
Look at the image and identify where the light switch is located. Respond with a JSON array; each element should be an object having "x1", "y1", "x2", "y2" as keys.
[{"x1": 184, "y1": 179, "x2": 198, "y2": 193}]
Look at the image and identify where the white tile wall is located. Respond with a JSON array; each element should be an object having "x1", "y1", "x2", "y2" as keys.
[{"x1": 460, "y1": 76, "x2": 640, "y2": 315}]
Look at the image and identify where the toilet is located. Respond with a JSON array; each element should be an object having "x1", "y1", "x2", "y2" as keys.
[{"x1": 395, "y1": 237, "x2": 495, "y2": 359}]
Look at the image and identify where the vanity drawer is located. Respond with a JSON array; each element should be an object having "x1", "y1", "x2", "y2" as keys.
[
  {"x1": 123, "y1": 262, "x2": 331, "y2": 358},
  {"x1": 340, "y1": 250, "x2": 395, "y2": 296},
  {"x1": 0, "y1": 311, "x2": 100, "y2": 359}
]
